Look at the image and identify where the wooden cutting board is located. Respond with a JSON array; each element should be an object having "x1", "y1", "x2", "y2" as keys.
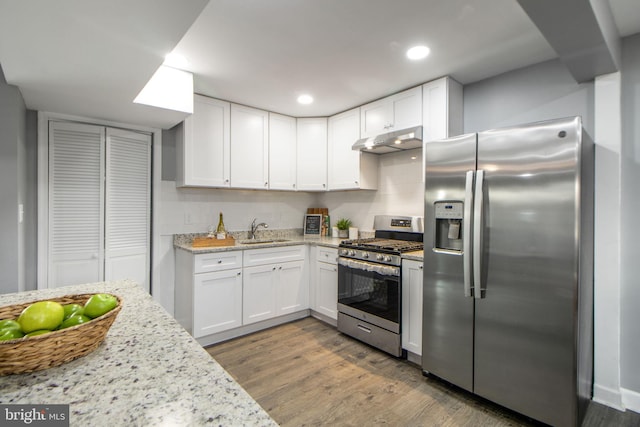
[{"x1": 192, "y1": 236, "x2": 236, "y2": 247}]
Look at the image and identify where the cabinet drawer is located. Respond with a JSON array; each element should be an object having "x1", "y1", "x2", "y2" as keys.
[
  {"x1": 316, "y1": 247, "x2": 338, "y2": 264},
  {"x1": 243, "y1": 245, "x2": 305, "y2": 267},
  {"x1": 194, "y1": 251, "x2": 243, "y2": 274}
]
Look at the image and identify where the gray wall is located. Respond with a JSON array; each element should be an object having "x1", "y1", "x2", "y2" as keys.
[
  {"x1": 0, "y1": 64, "x2": 27, "y2": 293},
  {"x1": 620, "y1": 33, "x2": 640, "y2": 393},
  {"x1": 463, "y1": 59, "x2": 595, "y2": 135}
]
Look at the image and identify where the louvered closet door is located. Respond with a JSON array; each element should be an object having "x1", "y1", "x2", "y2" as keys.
[
  {"x1": 105, "y1": 128, "x2": 151, "y2": 288},
  {"x1": 49, "y1": 121, "x2": 105, "y2": 288}
]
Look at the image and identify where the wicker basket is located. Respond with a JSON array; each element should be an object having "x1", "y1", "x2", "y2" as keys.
[{"x1": 0, "y1": 293, "x2": 122, "y2": 375}]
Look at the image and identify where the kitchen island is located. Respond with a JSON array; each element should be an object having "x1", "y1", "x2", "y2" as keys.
[{"x1": 0, "y1": 280, "x2": 276, "y2": 427}]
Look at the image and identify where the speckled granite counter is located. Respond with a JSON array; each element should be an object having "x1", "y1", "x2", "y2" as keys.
[
  {"x1": 0, "y1": 280, "x2": 276, "y2": 427},
  {"x1": 402, "y1": 250, "x2": 424, "y2": 261},
  {"x1": 174, "y1": 233, "x2": 345, "y2": 254}
]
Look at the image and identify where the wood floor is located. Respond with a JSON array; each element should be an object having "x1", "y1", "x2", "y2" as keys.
[{"x1": 206, "y1": 317, "x2": 640, "y2": 427}]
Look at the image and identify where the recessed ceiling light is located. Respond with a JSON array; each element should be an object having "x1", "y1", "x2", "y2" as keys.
[
  {"x1": 163, "y1": 53, "x2": 189, "y2": 70},
  {"x1": 297, "y1": 94, "x2": 314, "y2": 105},
  {"x1": 406, "y1": 45, "x2": 430, "y2": 61}
]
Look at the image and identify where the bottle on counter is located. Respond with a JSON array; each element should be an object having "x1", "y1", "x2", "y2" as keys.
[{"x1": 216, "y1": 212, "x2": 226, "y2": 239}]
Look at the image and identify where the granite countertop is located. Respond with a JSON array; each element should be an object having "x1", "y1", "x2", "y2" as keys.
[
  {"x1": 0, "y1": 280, "x2": 276, "y2": 427},
  {"x1": 402, "y1": 250, "x2": 424, "y2": 261},
  {"x1": 174, "y1": 233, "x2": 345, "y2": 254}
]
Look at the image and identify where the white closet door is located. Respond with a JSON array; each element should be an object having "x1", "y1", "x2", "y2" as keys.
[
  {"x1": 48, "y1": 121, "x2": 105, "y2": 288},
  {"x1": 105, "y1": 128, "x2": 151, "y2": 288}
]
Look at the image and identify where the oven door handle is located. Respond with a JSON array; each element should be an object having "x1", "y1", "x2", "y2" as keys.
[{"x1": 337, "y1": 257, "x2": 400, "y2": 277}]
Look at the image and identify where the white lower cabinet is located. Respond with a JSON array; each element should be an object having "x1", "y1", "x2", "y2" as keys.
[
  {"x1": 174, "y1": 249, "x2": 243, "y2": 338},
  {"x1": 193, "y1": 269, "x2": 242, "y2": 337},
  {"x1": 243, "y1": 264, "x2": 277, "y2": 324},
  {"x1": 243, "y1": 246, "x2": 308, "y2": 325},
  {"x1": 401, "y1": 259, "x2": 423, "y2": 356},
  {"x1": 312, "y1": 247, "x2": 338, "y2": 320}
]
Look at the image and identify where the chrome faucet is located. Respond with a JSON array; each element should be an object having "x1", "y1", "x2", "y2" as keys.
[{"x1": 249, "y1": 218, "x2": 268, "y2": 239}]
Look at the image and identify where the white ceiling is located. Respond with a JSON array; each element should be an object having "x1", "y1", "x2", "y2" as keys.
[{"x1": 0, "y1": 0, "x2": 638, "y2": 129}]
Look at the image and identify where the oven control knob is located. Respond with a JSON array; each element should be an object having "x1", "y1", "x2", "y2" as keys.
[
  {"x1": 362, "y1": 252, "x2": 369, "y2": 259},
  {"x1": 340, "y1": 249, "x2": 348, "y2": 256},
  {"x1": 349, "y1": 250, "x2": 356, "y2": 256},
  {"x1": 376, "y1": 254, "x2": 384, "y2": 261},
  {"x1": 384, "y1": 256, "x2": 392, "y2": 262}
]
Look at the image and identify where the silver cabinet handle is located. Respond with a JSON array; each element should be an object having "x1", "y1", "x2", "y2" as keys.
[
  {"x1": 217, "y1": 260, "x2": 222, "y2": 264},
  {"x1": 463, "y1": 170, "x2": 474, "y2": 297},
  {"x1": 473, "y1": 170, "x2": 485, "y2": 299},
  {"x1": 237, "y1": 272, "x2": 241, "y2": 276}
]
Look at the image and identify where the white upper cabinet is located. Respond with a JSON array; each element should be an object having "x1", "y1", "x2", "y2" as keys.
[
  {"x1": 328, "y1": 107, "x2": 378, "y2": 190},
  {"x1": 422, "y1": 76, "x2": 463, "y2": 143},
  {"x1": 230, "y1": 104, "x2": 269, "y2": 189},
  {"x1": 296, "y1": 117, "x2": 328, "y2": 191},
  {"x1": 176, "y1": 95, "x2": 231, "y2": 188},
  {"x1": 268, "y1": 112, "x2": 297, "y2": 191},
  {"x1": 360, "y1": 86, "x2": 422, "y2": 138}
]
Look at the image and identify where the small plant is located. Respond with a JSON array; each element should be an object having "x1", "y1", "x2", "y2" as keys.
[{"x1": 336, "y1": 218, "x2": 352, "y2": 230}]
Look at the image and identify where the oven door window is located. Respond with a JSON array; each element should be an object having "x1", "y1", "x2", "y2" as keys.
[{"x1": 338, "y1": 261, "x2": 400, "y2": 324}]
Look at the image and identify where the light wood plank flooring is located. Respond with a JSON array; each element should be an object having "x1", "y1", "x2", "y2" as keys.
[{"x1": 206, "y1": 317, "x2": 639, "y2": 427}]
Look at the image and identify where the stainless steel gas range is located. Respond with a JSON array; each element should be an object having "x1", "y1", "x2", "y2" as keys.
[{"x1": 337, "y1": 215, "x2": 423, "y2": 357}]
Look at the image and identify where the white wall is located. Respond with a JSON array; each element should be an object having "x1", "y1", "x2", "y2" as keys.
[
  {"x1": 0, "y1": 65, "x2": 29, "y2": 293},
  {"x1": 318, "y1": 148, "x2": 424, "y2": 231},
  {"x1": 619, "y1": 33, "x2": 640, "y2": 408}
]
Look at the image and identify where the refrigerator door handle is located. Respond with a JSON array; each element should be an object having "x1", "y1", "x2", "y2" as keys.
[
  {"x1": 473, "y1": 169, "x2": 485, "y2": 299},
  {"x1": 463, "y1": 170, "x2": 475, "y2": 297}
]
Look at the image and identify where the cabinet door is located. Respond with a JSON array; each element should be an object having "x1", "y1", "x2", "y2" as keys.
[
  {"x1": 243, "y1": 264, "x2": 277, "y2": 324},
  {"x1": 193, "y1": 268, "x2": 243, "y2": 338},
  {"x1": 276, "y1": 260, "x2": 308, "y2": 315},
  {"x1": 422, "y1": 76, "x2": 463, "y2": 142},
  {"x1": 401, "y1": 260, "x2": 423, "y2": 355},
  {"x1": 230, "y1": 104, "x2": 269, "y2": 189},
  {"x1": 177, "y1": 95, "x2": 230, "y2": 187},
  {"x1": 329, "y1": 108, "x2": 360, "y2": 190},
  {"x1": 296, "y1": 118, "x2": 328, "y2": 191},
  {"x1": 391, "y1": 86, "x2": 422, "y2": 131},
  {"x1": 360, "y1": 86, "x2": 422, "y2": 138},
  {"x1": 269, "y1": 113, "x2": 297, "y2": 191},
  {"x1": 360, "y1": 98, "x2": 393, "y2": 138},
  {"x1": 315, "y1": 261, "x2": 338, "y2": 320}
]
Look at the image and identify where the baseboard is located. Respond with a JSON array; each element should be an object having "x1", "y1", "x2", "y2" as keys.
[
  {"x1": 197, "y1": 310, "x2": 310, "y2": 347},
  {"x1": 309, "y1": 310, "x2": 337, "y2": 327},
  {"x1": 622, "y1": 387, "x2": 640, "y2": 413},
  {"x1": 593, "y1": 383, "x2": 625, "y2": 411}
]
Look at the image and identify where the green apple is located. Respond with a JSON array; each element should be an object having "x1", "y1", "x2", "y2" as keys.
[
  {"x1": 83, "y1": 294, "x2": 118, "y2": 319},
  {"x1": 0, "y1": 319, "x2": 22, "y2": 332},
  {"x1": 0, "y1": 328, "x2": 24, "y2": 341},
  {"x1": 62, "y1": 303, "x2": 84, "y2": 320},
  {"x1": 25, "y1": 329, "x2": 51, "y2": 337},
  {"x1": 59, "y1": 314, "x2": 91, "y2": 329},
  {"x1": 17, "y1": 301, "x2": 64, "y2": 333}
]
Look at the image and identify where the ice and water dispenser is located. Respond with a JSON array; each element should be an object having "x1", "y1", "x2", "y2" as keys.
[{"x1": 433, "y1": 201, "x2": 464, "y2": 252}]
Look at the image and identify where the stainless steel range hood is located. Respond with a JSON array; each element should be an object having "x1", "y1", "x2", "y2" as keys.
[{"x1": 352, "y1": 126, "x2": 423, "y2": 154}]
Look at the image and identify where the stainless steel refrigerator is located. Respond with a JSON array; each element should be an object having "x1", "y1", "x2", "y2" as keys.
[{"x1": 422, "y1": 116, "x2": 593, "y2": 426}]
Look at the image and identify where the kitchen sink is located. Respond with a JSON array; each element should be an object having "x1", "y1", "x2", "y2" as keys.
[{"x1": 239, "y1": 239, "x2": 291, "y2": 245}]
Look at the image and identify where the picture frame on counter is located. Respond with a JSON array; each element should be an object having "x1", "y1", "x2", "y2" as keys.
[{"x1": 304, "y1": 214, "x2": 322, "y2": 236}]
